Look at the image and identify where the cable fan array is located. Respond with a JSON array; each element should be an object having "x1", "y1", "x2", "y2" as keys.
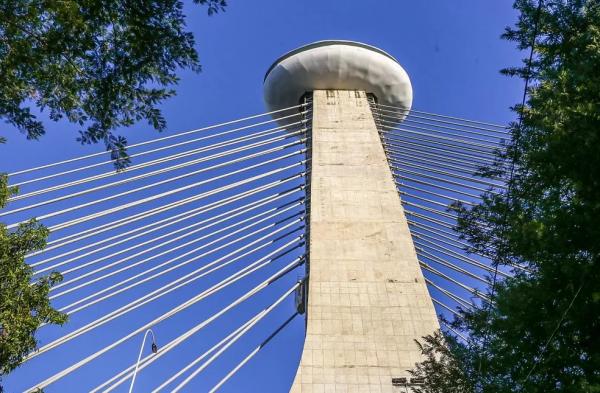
[
  {"x1": 2, "y1": 103, "x2": 311, "y2": 392},
  {"x1": 1, "y1": 95, "x2": 521, "y2": 391},
  {"x1": 369, "y1": 100, "x2": 519, "y2": 339}
]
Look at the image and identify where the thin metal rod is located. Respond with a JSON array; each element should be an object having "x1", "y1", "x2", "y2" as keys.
[
  {"x1": 386, "y1": 149, "x2": 485, "y2": 175},
  {"x1": 382, "y1": 137, "x2": 496, "y2": 165},
  {"x1": 414, "y1": 237, "x2": 508, "y2": 277},
  {"x1": 374, "y1": 107, "x2": 509, "y2": 137},
  {"x1": 32, "y1": 186, "x2": 304, "y2": 270},
  {"x1": 384, "y1": 142, "x2": 494, "y2": 169},
  {"x1": 9, "y1": 103, "x2": 308, "y2": 177},
  {"x1": 49, "y1": 209, "x2": 303, "y2": 296},
  {"x1": 412, "y1": 229, "x2": 471, "y2": 255},
  {"x1": 170, "y1": 292, "x2": 298, "y2": 393},
  {"x1": 48, "y1": 198, "x2": 303, "y2": 288},
  {"x1": 373, "y1": 102, "x2": 509, "y2": 130},
  {"x1": 419, "y1": 262, "x2": 491, "y2": 302},
  {"x1": 379, "y1": 117, "x2": 504, "y2": 147},
  {"x1": 379, "y1": 111, "x2": 507, "y2": 141},
  {"x1": 441, "y1": 321, "x2": 470, "y2": 343},
  {"x1": 405, "y1": 209, "x2": 456, "y2": 229},
  {"x1": 416, "y1": 248, "x2": 488, "y2": 284},
  {"x1": 11, "y1": 115, "x2": 306, "y2": 189},
  {"x1": 85, "y1": 257, "x2": 304, "y2": 393},
  {"x1": 206, "y1": 312, "x2": 298, "y2": 393},
  {"x1": 398, "y1": 184, "x2": 476, "y2": 206},
  {"x1": 8, "y1": 155, "x2": 307, "y2": 230},
  {"x1": 402, "y1": 201, "x2": 458, "y2": 221},
  {"x1": 381, "y1": 125, "x2": 499, "y2": 151},
  {"x1": 26, "y1": 237, "x2": 304, "y2": 365},
  {"x1": 38, "y1": 174, "x2": 305, "y2": 253},
  {"x1": 58, "y1": 231, "x2": 304, "y2": 321},
  {"x1": 382, "y1": 132, "x2": 498, "y2": 159},
  {"x1": 7, "y1": 129, "x2": 305, "y2": 208},
  {"x1": 150, "y1": 311, "x2": 264, "y2": 392},
  {"x1": 432, "y1": 297, "x2": 461, "y2": 318},
  {"x1": 411, "y1": 224, "x2": 472, "y2": 251},
  {"x1": 408, "y1": 220, "x2": 470, "y2": 248},
  {"x1": 390, "y1": 165, "x2": 502, "y2": 193},
  {"x1": 399, "y1": 191, "x2": 453, "y2": 209},
  {"x1": 391, "y1": 161, "x2": 506, "y2": 189},
  {"x1": 393, "y1": 176, "x2": 483, "y2": 199},
  {"x1": 424, "y1": 278, "x2": 473, "y2": 310}
]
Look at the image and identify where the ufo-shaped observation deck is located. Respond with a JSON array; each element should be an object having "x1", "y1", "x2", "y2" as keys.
[{"x1": 263, "y1": 40, "x2": 413, "y2": 114}]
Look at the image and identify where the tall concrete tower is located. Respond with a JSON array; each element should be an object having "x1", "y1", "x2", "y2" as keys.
[{"x1": 264, "y1": 41, "x2": 439, "y2": 392}]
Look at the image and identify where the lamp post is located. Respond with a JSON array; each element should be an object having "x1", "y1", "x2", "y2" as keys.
[{"x1": 128, "y1": 328, "x2": 158, "y2": 393}]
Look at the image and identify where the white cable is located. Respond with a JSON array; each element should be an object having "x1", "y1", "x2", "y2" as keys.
[
  {"x1": 375, "y1": 108, "x2": 509, "y2": 139},
  {"x1": 432, "y1": 298, "x2": 462, "y2": 318},
  {"x1": 14, "y1": 135, "x2": 304, "y2": 221},
  {"x1": 383, "y1": 133, "x2": 498, "y2": 160},
  {"x1": 99, "y1": 271, "x2": 301, "y2": 393},
  {"x1": 37, "y1": 174, "x2": 304, "y2": 255},
  {"x1": 8, "y1": 154, "x2": 308, "y2": 230},
  {"x1": 4, "y1": 130, "x2": 304, "y2": 215},
  {"x1": 9, "y1": 103, "x2": 307, "y2": 177},
  {"x1": 383, "y1": 138, "x2": 496, "y2": 164},
  {"x1": 49, "y1": 200, "x2": 303, "y2": 295},
  {"x1": 208, "y1": 348, "x2": 260, "y2": 393},
  {"x1": 419, "y1": 263, "x2": 491, "y2": 302},
  {"x1": 57, "y1": 219, "x2": 304, "y2": 317},
  {"x1": 425, "y1": 278, "x2": 473, "y2": 310},
  {"x1": 385, "y1": 143, "x2": 492, "y2": 170},
  {"x1": 206, "y1": 307, "x2": 295, "y2": 393},
  {"x1": 414, "y1": 237, "x2": 509, "y2": 277},
  {"x1": 87, "y1": 252, "x2": 303, "y2": 393},
  {"x1": 171, "y1": 286, "x2": 297, "y2": 393},
  {"x1": 379, "y1": 117, "x2": 504, "y2": 146},
  {"x1": 38, "y1": 158, "x2": 304, "y2": 281},
  {"x1": 27, "y1": 235, "x2": 304, "y2": 361},
  {"x1": 49, "y1": 204, "x2": 303, "y2": 297},
  {"x1": 9, "y1": 121, "x2": 304, "y2": 203},
  {"x1": 32, "y1": 184, "x2": 303, "y2": 270},
  {"x1": 151, "y1": 315, "x2": 261, "y2": 392},
  {"x1": 30, "y1": 144, "x2": 304, "y2": 272},
  {"x1": 11, "y1": 114, "x2": 306, "y2": 188},
  {"x1": 383, "y1": 125, "x2": 500, "y2": 151},
  {"x1": 417, "y1": 250, "x2": 488, "y2": 284},
  {"x1": 27, "y1": 253, "x2": 304, "y2": 392},
  {"x1": 373, "y1": 103, "x2": 509, "y2": 130}
]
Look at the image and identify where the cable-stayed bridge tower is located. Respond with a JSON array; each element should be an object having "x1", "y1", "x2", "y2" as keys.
[
  {"x1": 265, "y1": 40, "x2": 439, "y2": 391},
  {"x1": 1, "y1": 39, "x2": 513, "y2": 392}
]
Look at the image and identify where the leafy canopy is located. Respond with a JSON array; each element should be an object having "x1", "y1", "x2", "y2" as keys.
[
  {"x1": 0, "y1": 0, "x2": 226, "y2": 383},
  {"x1": 411, "y1": 1, "x2": 600, "y2": 392},
  {"x1": 0, "y1": 173, "x2": 67, "y2": 378},
  {"x1": 0, "y1": 0, "x2": 226, "y2": 168}
]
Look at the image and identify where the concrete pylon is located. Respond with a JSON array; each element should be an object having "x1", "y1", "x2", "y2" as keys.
[{"x1": 263, "y1": 41, "x2": 439, "y2": 392}]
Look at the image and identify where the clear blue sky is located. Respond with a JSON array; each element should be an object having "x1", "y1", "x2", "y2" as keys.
[{"x1": 1, "y1": 1, "x2": 523, "y2": 392}]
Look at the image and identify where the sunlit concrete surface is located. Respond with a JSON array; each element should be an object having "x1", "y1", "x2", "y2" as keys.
[{"x1": 290, "y1": 90, "x2": 439, "y2": 392}]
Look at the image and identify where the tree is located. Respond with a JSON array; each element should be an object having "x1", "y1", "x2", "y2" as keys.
[
  {"x1": 0, "y1": 0, "x2": 226, "y2": 385},
  {"x1": 411, "y1": 1, "x2": 600, "y2": 392},
  {"x1": 1, "y1": 0, "x2": 226, "y2": 168},
  {"x1": 409, "y1": 331, "x2": 475, "y2": 393},
  {"x1": 0, "y1": 171, "x2": 67, "y2": 383}
]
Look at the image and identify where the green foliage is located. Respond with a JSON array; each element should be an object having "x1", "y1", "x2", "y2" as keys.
[
  {"x1": 0, "y1": 1, "x2": 227, "y2": 386},
  {"x1": 0, "y1": 0, "x2": 226, "y2": 169},
  {"x1": 409, "y1": 331, "x2": 475, "y2": 393},
  {"x1": 0, "y1": 173, "x2": 67, "y2": 381},
  {"x1": 412, "y1": 1, "x2": 600, "y2": 392}
]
